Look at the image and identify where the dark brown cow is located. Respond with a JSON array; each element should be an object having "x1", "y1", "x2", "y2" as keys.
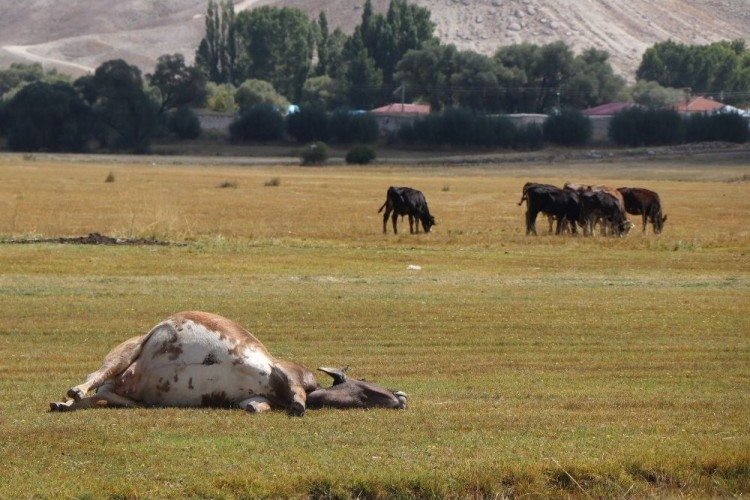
[
  {"x1": 523, "y1": 184, "x2": 580, "y2": 235},
  {"x1": 50, "y1": 312, "x2": 407, "y2": 415},
  {"x1": 578, "y1": 190, "x2": 633, "y2": 237},
  {"x1": 617, "y1": 187, "x2": 668, "y2": 234},
  {"x1": 378, "y1": 186, "x2": 435, "y2": 234},
  {"x1": 518, "y1": 182, "x2": 559, "y2": 233},
  {"x1": 566, "y1": 183, "x2": 630, "y2": 236}
]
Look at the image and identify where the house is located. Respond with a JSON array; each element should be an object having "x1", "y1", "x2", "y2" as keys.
[
  {"x1": 675, "y1": 96, "x2": 725, "y2": 114},
  {"x1": 370, "y1": 103, "x2": 431, "y2": 135},
  {"x1": 581, "y1": 102, "x2": 642, "y2": 143},
  {"x1": 581, "y1": 102, "x2": 640, "y2": 116}
]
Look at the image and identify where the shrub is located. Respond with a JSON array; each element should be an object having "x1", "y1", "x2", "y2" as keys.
[
  {"x1": 234, "y1": 79, "x2": 288, "y2": 115},
  {"x1": 168, "y1": 106, "x2": 201, "y2": 140},
  {"x1": 686, "y1": 112, "x2": 749, "y2": 144},
  {"x1": 229, "y1": 103, "x2": 284, "y2": 142},
  {"x1": 285, "y1": 105, "x2": 329, "y2": 143},
  {"x1": 514, "y1": 123, "x2": 545, "y2": 150},
  {"x1": 345, "y1": 144, "x2": 376, "y2": 164},
  {"x1": 439, "y1": 107, "x2": 477, "y2": 147},
  {"x1": 330, "y1": 110, "x2": 379, "y2": 144},
  {"x1": 474, "y1": 114, "x2": 516, "y2": 148},
  {"x1": 609, "y1": 107, "x2": 683, "y2": 146},
  {"x1": 5, "y1": 81, "x2": 92, "y2": 152},
  {"x1": 300, "y1": 141, "x2": 329, "y2": 165},
  {"x1": 543, "y1": 110, "x2": 592, "y2": 146}
]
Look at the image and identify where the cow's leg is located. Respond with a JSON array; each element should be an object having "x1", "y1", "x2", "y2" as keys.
[
  {"x1": 391, "y1": 212, "x2": 399, "y2": 234},
  {"x1": 50, "y1": 382, "x2": 141, "y2": 412},
  {"x1": 527, "y1": 209, "x2": 538, "y2": 235},
  {"x1": 269, "y1": 365, "x2": 309, "y2": 416},
  {"x1": 66, "y1": 335, "x2": 145, "y2": 401},
  {"x1": 382, "y1": 206, "x2": 392, "y2": 233},
  {"x1": 239, "y1": 396, "x2": 274, "y2": 414},
  {"x1": 409, "y1": 214, "x2": 417, "y2": 234},
  {"x1": 547, "y1": 214, "x2": 554, "y2": 234},
  {"x1": 642, "y1": 213, "x2": 649, "y2": 234}
]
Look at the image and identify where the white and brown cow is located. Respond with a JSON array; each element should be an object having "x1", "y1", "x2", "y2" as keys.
[{"x1": 50, "y1": 311, "x2": 407, "y2": 415}]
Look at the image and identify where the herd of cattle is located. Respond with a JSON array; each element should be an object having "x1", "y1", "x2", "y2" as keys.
[{"x1": 379, "y1": 183, "x2": 667, "y2": 237}]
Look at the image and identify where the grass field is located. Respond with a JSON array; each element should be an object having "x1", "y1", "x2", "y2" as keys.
[{"x1": 0, "y1": 151, "x2": 748, "y2": 499}]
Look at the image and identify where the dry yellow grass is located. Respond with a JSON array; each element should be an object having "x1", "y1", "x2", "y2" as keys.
[{"x1": 0, "y1": 152, "x2": 748, "y2": 499}]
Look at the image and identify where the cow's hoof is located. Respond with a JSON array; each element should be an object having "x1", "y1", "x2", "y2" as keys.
[
  {"x1": 49, "y1": 401, "x2": 68, "y2": 412},
  {"x1": 394, "y1": 391, "x2": 408, "y2": 409},
  {"x1": 288, "y1": 401, "x2": 305, "y2": 417},
  {"x1": 66, "y1": 387, "x2": 84, "y2": 401}
]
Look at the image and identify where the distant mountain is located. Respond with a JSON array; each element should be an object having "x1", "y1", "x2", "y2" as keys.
[{"x1": 1, "y1": 0, "x2": 748, "y2": 80}]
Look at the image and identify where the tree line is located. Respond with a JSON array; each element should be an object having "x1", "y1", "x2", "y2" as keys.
[{"x1": 0, "y1": 0, "x2": 748, "y2": 154}]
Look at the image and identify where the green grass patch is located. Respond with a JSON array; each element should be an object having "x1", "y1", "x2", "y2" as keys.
[{"x1": 0, "y1": 154, "x2": 748, "y2": 498}]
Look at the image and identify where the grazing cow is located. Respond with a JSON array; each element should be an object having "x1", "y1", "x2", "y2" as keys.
[
  {"x1": 578, "y1": 190, "x2": 633, "y2": 237},
  {"x1": 518, "y1": 182, "x2": 559, "y2": 233},
  {"x1": 617, "y1": 187, "x2": 667, "y2": 234},
  {"x1": 50, "y1": 311, "x2": 407, "y2": 415},
  {"x1": 378, "y1": 186, "x2": 435, "y2": 234},
  {"x1": 524, "y1": 184, "x2": 580, "y2": 235},
  {"x1": 566, "y1": 183, "x2": 629, "y2": 236}
]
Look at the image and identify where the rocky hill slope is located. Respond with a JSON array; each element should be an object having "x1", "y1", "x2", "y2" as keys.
[{"x1": 1, "y1": 0, "x2": 748, "y2": 81}]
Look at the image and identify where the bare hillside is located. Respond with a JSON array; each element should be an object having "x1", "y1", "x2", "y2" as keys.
[{"x1": 1, "y1": 0, "x2": 748, "y2": 80}]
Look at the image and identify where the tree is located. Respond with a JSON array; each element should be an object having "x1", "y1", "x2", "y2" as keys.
[
  {"x1": 4, "y1": 81, "x2": 92, "y2": 152},
  {"x1": 494, "y1": 42, "x2": 576, "y2": 112},
  {"x1": 195, "y1": 0, "x2": 238, "y2": 84},
  {"x1": 636, "y1": 39, "x2": 750, "y2": 105},
  {"x1": 301, "y1": 75, "x2": 348, "y2": 110},
  {"x1": 147, "y1": 54, "x2": 207, "y2": 115},
  {"x1": 234, "y1": 79, "x2": 288, "y2": 115},
  {"x1": 395, "y1": 44, "x2": 459, "y2": 110},
  {"x1": 234, "y1": 7, "x2": 316, "y2": 101},
  {"x1": 0, "y1": 63, "x2": 70, "y2": 100},
  {"x1": 396, "y1": 45, "x2": 523, "y2": 112},
  {"x1": 77, "y1": 59, "x2": 159, "y2": 153},
  {"x1": 343, "y1": 33, "x2": 383, "y2": 109},
  {"x1": 563, "y1": 49, "x2": 626, "y2": 109},
  {"x1": 205, "y1": 82, "x2": 237, "y2": 112},
  {"x1": 357, "y1": 0, "x2": 436, "y2": 86},
  {"x1": 628, "y1": 80, "x2": 686, "y2": 107},
  {"x1": 0, "y1": 63, "x2": 44, "y2": 96}
]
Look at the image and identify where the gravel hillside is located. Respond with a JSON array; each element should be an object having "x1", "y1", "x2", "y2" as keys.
[{"x1": 0, "y1": 0, "x2": 748, "y2": 80}]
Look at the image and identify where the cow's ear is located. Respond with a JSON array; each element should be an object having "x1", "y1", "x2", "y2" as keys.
[
  {"x1": 662, "y1": 214, "x2": 668, "y2": 222},
  {"x1": 318, "y1": 366, "x2": 349, "y2": 385}
]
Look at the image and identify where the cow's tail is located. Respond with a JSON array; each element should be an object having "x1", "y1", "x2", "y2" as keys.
[
  {"x1": 378, "y1": 200, "x2": 388, "y2": 213},
  {"x1": 517, "y1": 193, "x2": 527, "y2": 206}
]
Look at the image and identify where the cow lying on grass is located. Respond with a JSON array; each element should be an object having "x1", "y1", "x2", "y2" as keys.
[{"x1": 50, "y1": 311, "x2": 407, "y2": 416}]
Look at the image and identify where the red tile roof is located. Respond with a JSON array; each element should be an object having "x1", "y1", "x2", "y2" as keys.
[
  {"x1": 371, "y1": 103, "x2": 431, "y2": 114},
  {"x1": 675, "y1": 96, "x2": 725, "y2": 113},
  {"x1": 581, "y1": 102, "x2": 640, "y2": 116}
]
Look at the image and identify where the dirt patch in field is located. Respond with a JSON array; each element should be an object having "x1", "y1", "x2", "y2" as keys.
[{"x1": 3, "y1": 232, "x2": 183, "y2": 246}]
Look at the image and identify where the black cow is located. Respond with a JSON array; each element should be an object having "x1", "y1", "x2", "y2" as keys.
[
  {"x1": 378, "y1": 186, "x2": 436, "y2": 234},
  {"x1": 518, "y1": 182, "x2": 559, "y2": 233},
  {"x1": 524, "y1": 185, "x2": 580, "y2": 235},
  {"x1": 617, "y1": 187, "x2": 667, "y2": 234},
  {"x1": 579, "y1": 190, "x2": 633, "y2": 237}
]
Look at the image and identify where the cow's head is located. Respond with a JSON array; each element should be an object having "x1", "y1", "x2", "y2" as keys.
[
  {"x1": 305, "y1": 366, "x2": 407, "y2": 410},
  {"x1": 653, "y1": 213, "x2": 668, "y2": 234},
  {"x1": 617, "y1": 219, "x2": 634, "y2": 237},
  {"x1": 421, "y1": 214, "x2": 436, "y2": 233}
]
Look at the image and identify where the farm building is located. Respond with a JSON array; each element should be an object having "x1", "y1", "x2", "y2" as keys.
[
  {"x1": 370, "y1": 103, "x2": 431, "y2": 135},
  {"x1": 581, "y1": 102, "x2": 642, "y2": 143}
]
